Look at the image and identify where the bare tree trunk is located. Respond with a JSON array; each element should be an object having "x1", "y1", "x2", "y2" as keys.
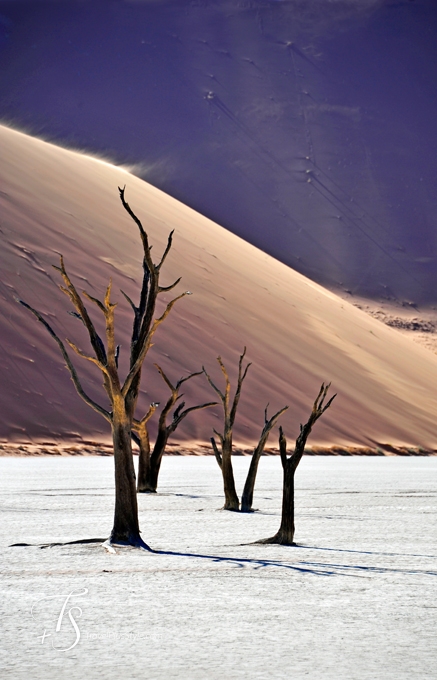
[
  {"x1": 110, "y1": 416, "x2": 145, "y2": 546},
  {"x1": 136, "y1": 432, "x2": 153, "y2": 493},
  {"x1": 277, "y1": 462, "x2": 295, "y2": 543},
  {"x1": 139, "y1": 430, "x2": 167, "y2": 493},
  {"x1": 240, "y1": 456, "x2": 259, "y2": 513},
  {"x1": 221, "y1": 437, "x2": 240, "y2": 511},
  {"x1": 261, "y1": 461, "x2": 296, "y2": 544},
  {"x1": 240, "y1": 405, "x2": 288, "y2": 513}
]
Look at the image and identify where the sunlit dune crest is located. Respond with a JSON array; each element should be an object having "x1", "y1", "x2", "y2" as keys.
[{"x1": 1, "y1": 123, "x2": 437, "y2": 448}]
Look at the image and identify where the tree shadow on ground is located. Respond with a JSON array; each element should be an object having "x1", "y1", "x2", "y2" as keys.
[
  {"x1": 300, "y1": 544, "x2": 437, "y2": 559},
  {"x1": 9, "y1": 540, "x2": 437, "y2": 577}
]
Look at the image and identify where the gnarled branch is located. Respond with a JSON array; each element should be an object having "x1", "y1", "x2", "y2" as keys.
[
  {"x1": 211, "y1": 437, "x2": 223, "y2": 468},
  {"x1": 203, "y1": 366, "x2": 226, "y2": 402},
  {"x1": 118, "y1": 186, "x2": 154, "y2": 274},
  {"x1": 229, "y1": 347, "x2": 251, "y2": 426},
  {"x1": 291, "y1": 382, "x2": 336, "y2": 469},
  {"x1": 159, "y1": 277, "x2": 182, "y2": 293},
  {"x1": 169, "y1": 401, "x2": 217, "y2": 435},
  {"x1": 157, "y1": 230, "x2": 175, "y2": 270},
  {"x1": 18, "y1": 300, "x2": 111, "y2": 422},
  {"x1": 53, "y1": 256, "x2": 107, "y2": 366},
  {"x1": 66, "y1": 339, "x2": 111, "y2": 377}
]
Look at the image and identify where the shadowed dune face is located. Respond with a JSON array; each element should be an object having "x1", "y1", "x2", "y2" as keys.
[
  {"x1": 1, "y1": 124, "x2": 437, "y2": 447},
  {"x1": 0, "y1": 0, "x2": 436, "y2": 303}
]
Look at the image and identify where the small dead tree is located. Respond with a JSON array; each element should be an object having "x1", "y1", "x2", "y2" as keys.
[
  {"x1": 204, "y1": 349, "x2": 287, "y2": 511},
  {"x1": 203, "y1": 348, "x2": 251, "y2": 510},
  {"x1": 240, "y1": 403, "x2": 288, "y2": 513},
  {"x1": 135, "y1": 365, "x2": 217, "y2": 493},
  {"x1": 19, "y1": 187, "x2": 189, "y2": 550},
  {"x1": 258, "y1": 383, "x2": 336, "y2": 546}
]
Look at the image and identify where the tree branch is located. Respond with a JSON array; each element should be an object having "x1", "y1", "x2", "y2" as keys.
[
  {"x1": 278, "y1": 426, "x2": 287, "y2": 469},
  {"x1": 133, "y1": 402, "x2": 159, "y2": 431},
  {"x1": 158, "y1": 277, "x2": 182, "y2": 293},
  {"x1": 211, "y1": 437, "x2": 223, "y2": 468},
  {"x1": 264, "y1": 403, "x2": 270, "y2": 426},
  {"x1": 157, "y1": 230, "x2": 175, "y2": 270},
  {"x1": 118, "y1": 186, "x2": 154, "y2": 274},
  {"x1": 216, "y1": 356, "x2": 231, "y2": 409},
  {"x1": 132, "y1": 264, "x2": 151, "y2": 349},
  {"x1": 229, "y1": 348, "x2": 251, "y2": 426},
  {"x1": 53, "y1": 256, "x2": 107, "y2": 366},
  {"x1": 291, "y1": 383, "x2": 336, "y2": 470},
  {"x1": 176, "y1": 370, "x2": 203, "y2": 389},
  {"x1": 169, "y1": 401, "x2": 217, "y2": 434},
  {"x1": 101, "y1": 280, "x2": 120, "y2": 387},
  {"x1": 18, "y1": 300, "x2": 111, "y2": 422},
  {"x1": 82, "y1": 290, "x2": 106, "y2": 314},
  {"x1": 213, "y1": 428, "x2": 224, "y2": 446},
  {"x1": 203, "y1": 366, "x2": 225, "y2": 402},
  {"x1": 66, "y1": 339, "x2": 111, "y2": 377},
  {"x1": 154, "y1": 363, "x2": 175, "y2": 392},
  {"x1": 259, "y1": 405, "x2": 288, "y2": 443},
  {"x1": 120, "y1": 289, "x2": 136, "y2": 313}
]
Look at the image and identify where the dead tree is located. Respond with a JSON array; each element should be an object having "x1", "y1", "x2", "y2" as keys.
[
  {"x1": 258, "y1": 383, "x2": 336, "y2": 546},
  {"x1": 136, "y1": 365, "x2": 216, "y2": 493},
  {"x1": 19, "y1": 187, "x2": 189, "y2": 550},
  {"x1": 203, "y1": 348, "x2": 251, "y2": 510},
  {"x1": 204, "y1": 349, "x2": 287, "y2": 512},
  {"x1": 240, "y1": 404, "x2": 289, "y2": 513}
]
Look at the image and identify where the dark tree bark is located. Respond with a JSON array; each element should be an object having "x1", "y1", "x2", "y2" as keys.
[
  {"x1": 240, "y1": 404, "x2": 288, "y2": 513},
  {"x1": 19, "y1": 187, "x2": 189, "y2": 550},
  {"x1": 136, "y1": 366, "x2": 216, "y2": 493},
  {"x1": 258, "y1": 383, "x2": 336, "y2": 545},
  {"x1": 134, "y1": 402, "x2": 158, "y2": 494},
  {"x1": 204, "y1": 349, "x2": 251, "y2": 511},
  {"x1": 111, "y1": 414, "x2": 141, "y2": 544}
]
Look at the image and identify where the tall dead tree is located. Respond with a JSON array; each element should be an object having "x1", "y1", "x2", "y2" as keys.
[
  {"x1": 136, "y1": 365, "x2": 216, "y2": 493},
  {"x1": 204, "y1": 349, "x2": 287, "y2": 512},
  {"x1": 19, "y1": 187, "x2": 189, "y2": 550},
  {"x1": 240, "y1": 404, "x2": 289, "y2": 513},
  {"x1": 258, "y1": 383, "x2": 336, "y2": 546}
]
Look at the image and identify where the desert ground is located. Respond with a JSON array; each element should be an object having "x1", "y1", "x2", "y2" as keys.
[{"x1": 1, "y1": 455, "x2": 436, "y2": 679}]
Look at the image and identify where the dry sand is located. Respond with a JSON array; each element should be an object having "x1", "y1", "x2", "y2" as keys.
[{"x1": 2, "y1": 124, "x2": 437, "y2": 448}]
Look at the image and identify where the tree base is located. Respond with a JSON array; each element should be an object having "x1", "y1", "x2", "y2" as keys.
[
  {"x1": 137, "y1": 488, "x2": 157, "y2": 494},
  {"x1": 105, "y1": 533, "x2": 153, "y2": 552},
  {"x1": 255, "y1": 533, "x2": 296, "y2": 546}
]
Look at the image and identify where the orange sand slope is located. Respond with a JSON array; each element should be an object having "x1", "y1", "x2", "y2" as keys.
[{"x1": 1, "y1": 124, "x2": 437, "y2": 448}]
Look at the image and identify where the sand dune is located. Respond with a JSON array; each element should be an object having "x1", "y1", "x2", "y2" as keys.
[
  {"x1": 1, "y1": 1, "x2": 436, "y2": 304},
  {"x1": 1, "y1": 124, "x2": 437, "y2": 448}
]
